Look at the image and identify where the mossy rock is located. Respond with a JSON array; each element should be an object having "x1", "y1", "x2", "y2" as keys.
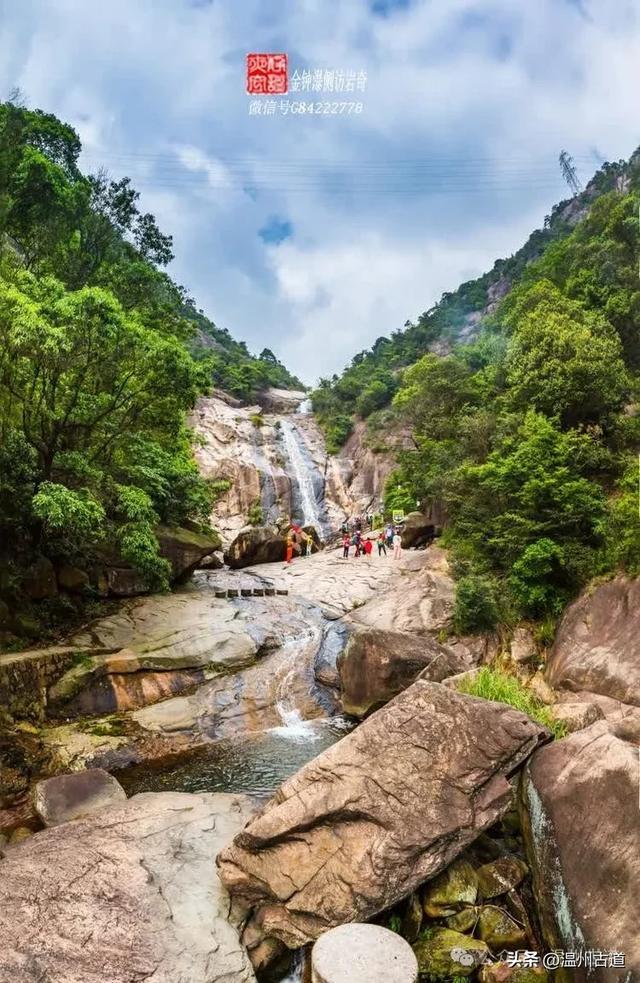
[
  {"x1": 480, "y1": 962, "x2": 549, "y2": 983},
  {"x1": 477, "y1": 905, "x2": 527, "y2": 949},
  {"x1": 477, "y1": 856, "x2": 528, "y2": 899},
  {"x1": 422, "y1": 859, "x2": 478, "y2": 917},
  {"x1": 413, "y1": 928, "x2": 489, "y2": 978},
  {"x1": 444, "y1": 907, "x2": 479, "y2": 933}
]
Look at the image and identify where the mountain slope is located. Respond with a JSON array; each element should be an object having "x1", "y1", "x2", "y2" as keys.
[
  {"x1": 315, "y1": 147, "x2": 640, "y2": 630},
  {"x1": 0, "y1": 100, "x2": 301, "y2": 640}
]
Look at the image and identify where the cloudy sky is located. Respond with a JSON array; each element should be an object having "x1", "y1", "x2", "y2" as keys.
[{"x1": 1, "y1": 0, "x2": 639, "y2": 382}]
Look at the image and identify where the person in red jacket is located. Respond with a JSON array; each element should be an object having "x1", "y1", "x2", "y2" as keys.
[{"x1": 363, "y1": 537, "x2": 373, "y2": 560}]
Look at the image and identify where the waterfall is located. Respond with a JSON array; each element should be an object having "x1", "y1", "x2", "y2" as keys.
[{"x1": 279, "y1": 418, "x2": 326, "y2": 531}]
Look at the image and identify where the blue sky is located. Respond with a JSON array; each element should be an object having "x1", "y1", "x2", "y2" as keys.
[{"x1": 1, "y1": 0, "x2": 639, "y2": 382}]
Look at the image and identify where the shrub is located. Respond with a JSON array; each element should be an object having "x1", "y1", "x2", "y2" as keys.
[
  {"x1": 247, "y1": 499, "x2": 264, "y2": 526},
  {"x1": 453, "y1": 574, "x2": 500, "y2": 634}
]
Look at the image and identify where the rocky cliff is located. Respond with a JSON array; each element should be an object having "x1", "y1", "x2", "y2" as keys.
[{"x1": 191, "y1": 390, "x2": 392, "y2": 544}]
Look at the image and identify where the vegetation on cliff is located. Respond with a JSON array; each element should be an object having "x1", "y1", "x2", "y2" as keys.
[
  {"x1": 0, "y1": 100, "x2": 298, "y2": 631},
  {"x1": 314, "y1": 151, "x2": 640, "y2": 627}
]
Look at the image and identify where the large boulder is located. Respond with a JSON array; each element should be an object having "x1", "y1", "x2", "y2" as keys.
[
  {"x1": 400, "y1": 511, "x2": 435, "y2": 549},
  {"x1": 338, "y1": 628, "x2": 469, "y2": 717},
  {"x1": 99, "y1": 526, "x2": 222, "y2": 597},
  {"x1": 156, "y1": 525, "x2": 222, "y2": 582},
  {"x1": 546, "y1": 575, "x2": 640, "y2": 706},
  {"x1": 33, "y1": 769, "x2": 126, "y2": 826},
  {"x1": 0, "y1": 791, "x2": 257, "y2": 983},
  {"x1": 225, "y1": 527, "x2": 285, "y2": 569},
  {"x1": 217, "y1": 680, "x2": 548, "y2": 956},
  {"x1": 520, "y1": 711, "x2": 640, "y2": 977}
]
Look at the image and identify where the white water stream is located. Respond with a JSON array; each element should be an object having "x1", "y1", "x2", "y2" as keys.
[{"x1": 279, "y1": 418, "x2": 325, "y2": 530}]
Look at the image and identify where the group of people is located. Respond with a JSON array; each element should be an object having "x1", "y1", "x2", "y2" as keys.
[
  {"x1": 340, "y1": 522, "x2": 402, "y2": 560},
  {"x1": 284, "y1": 523, "x2": 314, "y2": 564}
]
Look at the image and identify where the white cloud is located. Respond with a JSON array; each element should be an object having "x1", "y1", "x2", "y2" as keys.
[{"x1": 1, "y1": 0, "x2": 640, "y2": 384}]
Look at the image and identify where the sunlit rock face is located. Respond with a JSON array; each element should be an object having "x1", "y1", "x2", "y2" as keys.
[{"x1": 190, "y1": 391, "x2": 409, "y2": 547}]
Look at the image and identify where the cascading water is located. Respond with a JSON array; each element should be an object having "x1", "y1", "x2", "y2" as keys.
[
  {"x1": 279, "y1": 417, "x2": 326, "y2": 531},
  {"x1": 272, "y1": 627, "x2": 324, "y2": 741}
]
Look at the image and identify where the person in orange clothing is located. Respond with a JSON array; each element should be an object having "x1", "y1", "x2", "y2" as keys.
[{"x1": 284, "y1": 526, "x2": 295, "y2": 564}]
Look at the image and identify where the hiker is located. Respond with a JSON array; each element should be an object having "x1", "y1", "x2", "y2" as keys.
[
  {"x1": 355, "y1": 515, "x2": 362, "y2": 533},
  {"x1": 353, "y1": 530, "x2": 362, "y2": 557},
  {"x1": 385, "y1": 525, "x2": 394, "y2": 549},
  {"x1": 305, "y1": 532, "x2": 313, "y2": 557},
  {"x1": 393, "y1": 529, "x2": 402, "y2": 560},
  {"x1": 377, "y1": 532, "x2": 387, "y2": 557},
  {"x1": 285, "y1": 528, "x2": 294, "y2": 565},
  {"x1": 342, "y1": 533, "x2": 350, "y2": 559},
  {"x1": 363, "y1": 537, "x2": 373, "y2": 560}
]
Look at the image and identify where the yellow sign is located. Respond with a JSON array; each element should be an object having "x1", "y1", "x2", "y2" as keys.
[{"x1": 392, "y1": 510, "x2": 404, "y2": 523}]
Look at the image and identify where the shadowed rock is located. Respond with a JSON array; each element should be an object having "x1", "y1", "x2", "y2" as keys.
[
  {"x1": 338, "y1": 627, "x2": 469, "y2": 717},
  {"x1": 225, "y1": 527, "x2": 286, "y2": 569},
  {"x1": 217, "y1": 680, "x2": 549, "y2": 957},
  {"x1": 520, "y1": 710, "x2": 640, "y2": 979}
]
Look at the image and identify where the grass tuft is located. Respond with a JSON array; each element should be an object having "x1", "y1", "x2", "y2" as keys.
[{"x1": 457, "y1": 666, "x2": 566, "y2": 738}]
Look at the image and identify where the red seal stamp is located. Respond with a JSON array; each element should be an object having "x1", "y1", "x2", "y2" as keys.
[{"x1": 246, "y1": 53, "x2": 288, "y2": 95}]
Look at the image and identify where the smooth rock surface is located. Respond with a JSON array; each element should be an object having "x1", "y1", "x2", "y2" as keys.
[
  {"x1": 311, "y1": 924, "x2": 418, "y2": 983},
  {"x1": 520, "y1": 711, "x2": 640, "y2": 978},
  {"x1": 217, "y1": 680, "x2": 549, "y2": 953},
  {"x1": 0, "y1": 790, "x2": 257, "y2": 983},
  {"x1": 546, "y1": 574, "x2": 640, "y2": 706},
  {"x1": 33, "y1": 768, "x2": 126, "y2": 826},
  {"x1": 338, "y1": 627, "x2": 468, "y2": 716}
]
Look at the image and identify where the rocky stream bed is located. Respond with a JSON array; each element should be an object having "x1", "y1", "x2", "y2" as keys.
[{"x1": 0, "y1": 396, "x2": 639, "y2": 982}]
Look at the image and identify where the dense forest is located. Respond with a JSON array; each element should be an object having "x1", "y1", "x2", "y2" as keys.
[
  {"x1": 0, "y1": 100, "x2": 300, "y2": 634},
  {"x1": 314, "y1": 150, "x2": 640, "y2": 632}
]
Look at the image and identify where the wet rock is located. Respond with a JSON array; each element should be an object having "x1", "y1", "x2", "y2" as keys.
[
  {"x1": 33, "y1": 768, "x2": 126, "y2": 826},
  {"x1": 477, "y1": 904, "x2": 527, "y2": 949},
  {"x1": 225, "y1": 527, "x2": 285, "y2": 569},
  {"x1": 312, "y1": 924, "x2": 418, "y2": 983},
  {"x1": 217, "y1": 680, "x2": 549, "y2": 952},
  {"x1": 549, "y1": 700, "x2": 603, "y2": 733},
  {"x1": 338, "y1": 628, "x2": 468, "y2": 717},
  {"x1": 56, "y1": 564, "x2": 90, "y2": 593},
  {"x1": 422, "y1": 858, "x2": 479, "y2": 917},
  {"x1": 400, "y1": 511, "x2": 435, "y2": 549},
  {"x1": 0, "y1": 791, "x2": 257, "y2": 983},
  {"x1": 520, "y1": 713, "x2": 640, "y2": 975},
  {"x1": 413, "y1": 928, "x2": 489, "y2": 978},
  {"x1": 476, "y1": 856, "x2": 528, "y2": 899},
  {"x1": 546, "y1": 574, "x2": 640, "y2": 706}
]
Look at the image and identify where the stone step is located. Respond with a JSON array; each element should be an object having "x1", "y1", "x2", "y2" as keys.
[{"x1": 212, "y1": 587, "x2": 287, "y2": 599}]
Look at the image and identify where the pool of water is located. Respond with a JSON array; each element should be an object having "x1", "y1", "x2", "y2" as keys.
[{"x1": 117, "y1": 717, "x2": 352, "y2": 799}]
